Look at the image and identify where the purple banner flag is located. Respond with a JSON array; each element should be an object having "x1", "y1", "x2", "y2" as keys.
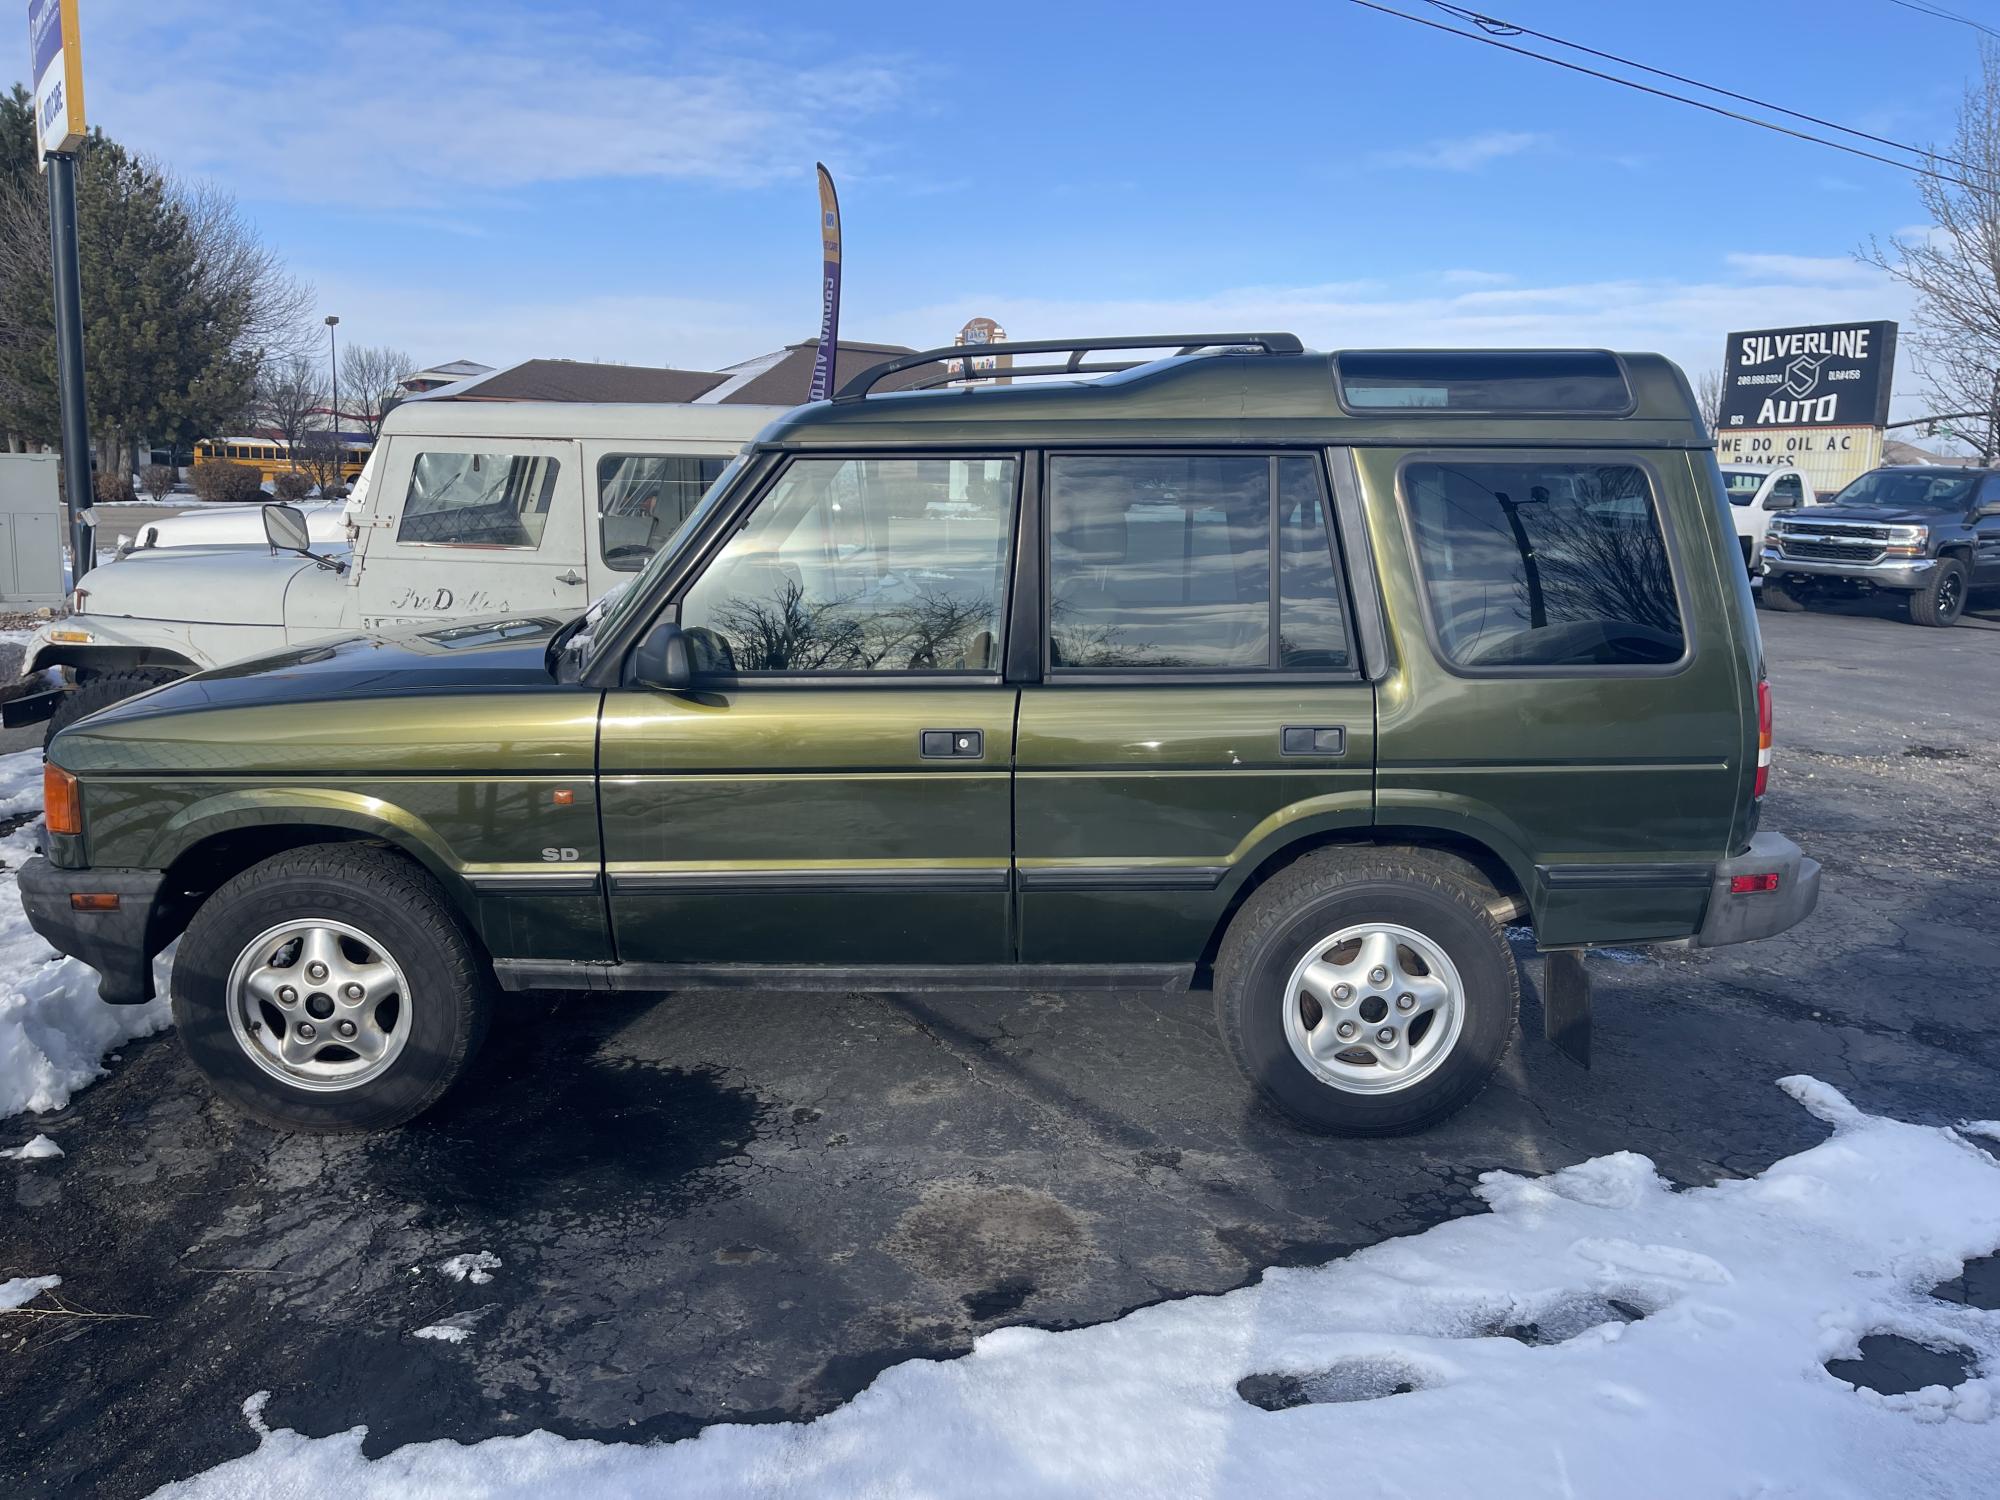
[{"x1": 809, "y1": 163, "x2": 842, "y2": 402}]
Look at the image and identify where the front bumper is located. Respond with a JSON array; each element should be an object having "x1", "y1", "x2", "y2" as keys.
[
  {"x1": 1695, "y1": 833, "x2": 1821, "y2": 948},
  {"x1": 1760, "y1": 549, "x2": 1936, "y2": 591},
  {"x1": 17, "y1": 854, "x2": 170, "y2": 1004}
]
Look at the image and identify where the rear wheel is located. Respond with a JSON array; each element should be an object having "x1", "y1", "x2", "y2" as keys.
[
  {"x1": 171, "y1": 845, "x2": 492, "y2": 1132},
  {"x1": 1214, "y1": 850, "x2": 1518, "y2": 1135},
  {"x1": 43, "y1": 668, "x2": 183, "y2": 749},
  {"x1": 1758, "y1": 577, "x2": 1807, "y2": 612},
  {"x1": 1908, "y1": 557, "x2": 1968, "y2": 627}
]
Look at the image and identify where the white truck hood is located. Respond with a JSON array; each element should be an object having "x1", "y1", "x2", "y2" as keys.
[
  {"x1": 76, "y1": 543, "x2": 349, "y2": 627},
  {"x1": 127, "y1": 500, "x2": 349, "y2": 550}
]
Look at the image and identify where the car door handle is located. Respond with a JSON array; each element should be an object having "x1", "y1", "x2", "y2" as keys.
[
  {"x1": 555, "y1": 569, "x2": 584, "y2": 585},
  {"x1": 1281, "y1": 725, "x2": 1346, "y2": 756},
  {"x1": 920, "y1": 729, "x2": 984, "y2": 758}
]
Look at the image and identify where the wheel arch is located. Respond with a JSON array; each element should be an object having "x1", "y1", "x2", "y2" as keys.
[{"x1": 27, "y1": 643, "x2": 200, "y2": 680}]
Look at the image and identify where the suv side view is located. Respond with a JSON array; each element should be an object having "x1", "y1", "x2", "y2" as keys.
[
  {"x1": 1761, "y1": 464, "x2": 2000, "y2": 626},
  {"x1": 19, "y1": 337, "x2": 1819, "y2": 1137}
]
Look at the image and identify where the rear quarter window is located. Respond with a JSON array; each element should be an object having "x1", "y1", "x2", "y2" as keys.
[{"x1": 1399, "y1": 456, "x2": 1686, "y2": 671}]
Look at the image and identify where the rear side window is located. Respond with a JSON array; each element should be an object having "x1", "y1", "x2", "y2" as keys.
[
  {"x1": 398, "y1": 452, "x2": 561, "y2": 548},
  {"x1": 598, "y1": 453, "x2": 735, "y2": 571},
  {"x1": 1046, "y1": 453, "x2": 1352, "y2": 672},
  {"x1": 1401, "y1": 458, "x2": 1684, "y2": 670},
  {"x1": 1337, "y1": 351, "x2": 1632, "y2": 414}
]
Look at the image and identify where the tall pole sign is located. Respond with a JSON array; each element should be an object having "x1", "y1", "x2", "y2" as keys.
[
  {"x1": 808, "y1": 163, "x2": 842, "y2": 403},
  {"x1": 27, "y1": 0, "x2": 93, "y2": 578},
  {"x1": 1713, "y1": 321, "x2": 1898, "y2": 495}
]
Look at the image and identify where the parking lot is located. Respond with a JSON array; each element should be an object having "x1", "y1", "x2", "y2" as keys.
[{"x1": 4, "y1": 596, "x2": 1998, "y2": 1499}]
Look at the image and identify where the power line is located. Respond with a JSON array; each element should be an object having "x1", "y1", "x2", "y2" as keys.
[
  {"x1": 1883, "y1": 0, "x2": 2000, "y2": 43},
  {"x1": 1349, "y1": 0, "x2": 1994, "y2": 197},
  {"x1": 1421, "y1": 1, "x2": 1987, "y2": 179}
]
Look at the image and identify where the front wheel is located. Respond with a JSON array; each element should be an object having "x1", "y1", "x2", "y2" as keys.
[
  {"x1": 1214, "y1": 850, "x2": 1519, "y2": 1135},
  {"x1": 43, "y1": 668, "x2": 183, "y2": 750},
  {"x1": 1908, "y1": 557, "x2": 1968, "y2": 627},
  {"x1": 171, "y1": 844, "x2": 492, "y2": 1132},
  {"x1": 1758, "y1": 576, "x2": 1807, "y2": 612}
]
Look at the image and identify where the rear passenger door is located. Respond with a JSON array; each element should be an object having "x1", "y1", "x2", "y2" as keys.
[
  {"x1": 356, "y1": 439, "x2": 585, "y2": 631},
  {"x1": 1013, "y1": 451, "x2": 1376, "y2": 968}
]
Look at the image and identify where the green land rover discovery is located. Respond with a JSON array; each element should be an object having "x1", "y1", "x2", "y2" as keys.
[{"x1": 19, "y1": 337, "x2": 1819, "y2": 1135}]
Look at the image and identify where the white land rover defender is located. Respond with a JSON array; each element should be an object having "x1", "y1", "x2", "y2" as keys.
[{"x1": 9, "y1": 398, "x2": 784, "y2": 740}]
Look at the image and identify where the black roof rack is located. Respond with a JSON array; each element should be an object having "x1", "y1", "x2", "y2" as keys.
[{"x1": 834, "y1": 333, "x2": 1305, "y2": 401}]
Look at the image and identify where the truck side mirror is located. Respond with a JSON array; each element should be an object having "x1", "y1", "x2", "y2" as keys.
[
  {"x1": 633, "y1": 621, "x2": 692, "y2": 691},
  {"x1": 263, "y1": 502, "x2": 312, "y2": 554},
  {"x1": 1762, "y1": 491, "x2": 1799, "y2": 511}
]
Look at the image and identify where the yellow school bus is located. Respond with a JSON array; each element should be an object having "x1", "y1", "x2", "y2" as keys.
[{"x1": 193, "y1": 436, "x2": 371, "y2": 486}]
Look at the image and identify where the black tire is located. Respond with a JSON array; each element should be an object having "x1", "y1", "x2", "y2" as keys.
[
  {"x1": 1214, "y1": 849, "x2": 1518, "y2": 1136},
  {"x1": 1758, "y1": 576, "x2": 1807, "y2": 612},
  {"x1": 171, "y1": 844, "x2": 492, "y2": 1132},
  {"x1": 1908, "y1": 556, "x2": 1969, "y2": 627},
  {"x1": 43, "y1": 668, "x2": 183, "y2": 750}
]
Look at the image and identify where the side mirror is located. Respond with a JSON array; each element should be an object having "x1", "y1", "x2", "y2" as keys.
[
  {"x1": 633, "y1": 621, "x2": 692, "y2": 691},
  {"x1": 263, "y1": 502, "x2": 312, "y2": 553},
  {"x1": 1762, "y1": 491, "x2": 1799, "y2": 511},
  {"x1": 1974, "y1": 501, "x2": 2000, "y2": 520}
]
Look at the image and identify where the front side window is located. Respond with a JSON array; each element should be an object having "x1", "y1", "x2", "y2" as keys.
[
  {"x1": 1769, "y1": 473, "x2": 1803, "y2": 504},
  {"x1": 396, "y1": 451, "x2": 561, "y2": 548},
  {"x1": 1046, "y1": 453, "x2": 1351, "y2": 672},
  {"x1": 677, "y1": 455, "x2": 1016, "y2": 674},
  {"x1": 598, "y1": 453, "x2": 735, "y2": 571},
  {"x1": 1402, "y1": 458, "x2": 1685, "y2": 669}
]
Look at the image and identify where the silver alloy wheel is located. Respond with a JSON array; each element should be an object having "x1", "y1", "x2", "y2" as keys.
[
  {"x1": 1281, "y1": 922, "x2": 1465, "y2": 1095},
  {"x1": 226, "y1": 919, "x2": 412, "y2": 1092}
]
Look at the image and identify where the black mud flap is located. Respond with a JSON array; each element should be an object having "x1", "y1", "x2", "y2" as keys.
[
  {"x1": 1, "y1": 685, "x2": 63, "y2": 729},
  {"x1": 1543, "y1": 951, "x2": 1591, "y2": 1067}
]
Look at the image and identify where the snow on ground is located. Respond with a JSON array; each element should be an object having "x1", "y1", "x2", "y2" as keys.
[
  {"x1": 438, "y1": 1252, "x2": 502, "y2": 1285},
  {"x1": 412, "y1": 1325, "x2": 473, "y2": 1345},
  {"x1": 1, "y1": 1131, "x2": 61, "y2": 1159},
  {"x1": 0, "y1": 1274, "x2": 61, "y2": 1310},
  {"x1": 0, "y1": 751, "x2": 172, "y2": 1119},
  {"x1": 152, "y1": 1079, "x2": 2000, "y2": 1500}
]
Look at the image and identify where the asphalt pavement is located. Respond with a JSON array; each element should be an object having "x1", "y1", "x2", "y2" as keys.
[{"x1": 4, "y1": 594, "x2": 1999, "y2": 1498}]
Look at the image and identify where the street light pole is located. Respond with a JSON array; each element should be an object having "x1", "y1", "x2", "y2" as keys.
[{"x1": 324, "y1": 314, "x2": 341, "y2": 487}]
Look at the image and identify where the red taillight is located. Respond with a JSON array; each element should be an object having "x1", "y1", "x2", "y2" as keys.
[
  {"x1": 1754, "y1": 678, "x2": 1772, "y2": 799},
  {"x1": 1729, "y1": 873, "x2": 1781, "y2": 895}
]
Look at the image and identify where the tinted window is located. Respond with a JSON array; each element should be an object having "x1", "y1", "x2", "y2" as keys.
[
  {"x1": 1402, "y1": 459, "x2": 1684, "y2": 669},
  {"x1": 397, "y1": 452, "x2": 561, "y2": 548},
  {"x1": 1047, "y1": 454, "x2": 1350, "y2": 672},
  {"x1": 598, "y1": 453, "x2": 735, "y2": 571},
  {"x1": 1769, "y1": 474, "x2": 1803, "y2": 502},
  {"x1": 1337, "y1": 351, "x2": 1631, "y2": 414},
  {"x1": 1826, "y1": 469, "x2": 1978, "y2": 512},
  {"x1": 677, "y1": 456, "x2": 1016, "y2": 674}
]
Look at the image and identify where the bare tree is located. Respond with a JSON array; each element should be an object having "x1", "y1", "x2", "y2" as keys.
[
  {"x1": 1860, "y1": 44, "x2": 2000, "y2": 460},
  {"x1": 291, "y1": 426, "x2": 348, "y2": 496},
  {"x1": 1694, "y1": 368, "x2": 1724, "y2": 435},
  {"x1": 253, "y1": 354, "x2": 324, "y2": 464},
  {"x1": 340, "y1": 344, "x2": 414, "y2": 440},
  {"x1": 175, "y1": 176, "x2": 315, "y2": 366}
]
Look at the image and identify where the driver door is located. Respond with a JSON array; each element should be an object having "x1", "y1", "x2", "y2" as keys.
[{"x1": 356, "y1": 438, "x2": 585, "y2": 631}]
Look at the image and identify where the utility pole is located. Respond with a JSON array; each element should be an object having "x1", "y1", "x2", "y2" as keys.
[{"x1": 325, "y1": 314, "x2": 341, "y2": 483}]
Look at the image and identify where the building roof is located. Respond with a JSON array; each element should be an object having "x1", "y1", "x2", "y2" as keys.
[
  {"x1": 433, "y1": 358, "x2": 726, "y2": 404},
  {"x1": 695, "y1": 340, "x2": 924, "y2": 405},
  {"x1": 401, "y1": 359, "x2": 495, "y2": 388},
  {"x1": 1882, "y1": 438, "x2": 1980, "y2": 468}
]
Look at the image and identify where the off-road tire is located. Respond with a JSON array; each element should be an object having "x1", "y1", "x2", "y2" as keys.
[
  {"x1": 1908, "y1": 556, "x2": 1969, "y2": 627},
  {"x1": 171, "y1": 844, "x2": 492, "y2": 1132},
  {"x1": 1214, "y1": 849, "x2": 1519, "y2": 1136},
  {"x1": 43, "y1": 668, "x2": 183, "y2": 750},
  {"x1": 1757, "y1": 577, "x2": 1807, "y2": 612}
]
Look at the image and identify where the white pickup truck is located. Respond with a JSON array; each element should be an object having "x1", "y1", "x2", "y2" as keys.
[
  {"x1": 1718, "y1": 463, "x2": 1817, "y2": 571},
  {"x1": 11, "y1": 398, "x2": 783, "y2": 737}
]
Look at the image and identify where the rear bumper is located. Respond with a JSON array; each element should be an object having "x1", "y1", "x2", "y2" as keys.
[
  {"x1": 1760, "y1": 549, "x2": 1935, "y2": 591},
  {"x1": 17, "y1": 853, "x2": 168, "y2": 1003},
  {"x1": 1695, "y1": 833, "x2": 1821, "y2": 948}
]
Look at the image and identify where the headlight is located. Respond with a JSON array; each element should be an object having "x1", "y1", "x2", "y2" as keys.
[{"x1": 1885, "y1": 524, "x2": 1928, "y2": 557}]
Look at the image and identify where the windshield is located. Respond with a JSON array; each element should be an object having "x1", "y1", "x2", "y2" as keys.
[
  {"x1": 1720, "y1": 470, "x2": 1765, "y2": 505},
  {"x1": 1827, "y1": 468, "x2": 1979, "y2": 512},
  {"x1": 585, "y1": 452, "x2": 749, "y2": 657}
]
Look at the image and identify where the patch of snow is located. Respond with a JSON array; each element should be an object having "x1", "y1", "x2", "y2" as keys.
[
  {"x1": 0, "y1": 752, "x2": 174, "y2": 1120},
  {"x1": 0, "y1": 1274, "x2": 60, "y2": 1310},
  {"x1": 1, "y1": 1132, "x2": 62, "y2": 1160},
  {"x1": 438, "y1": 1251, "x2": 501, "y2": 1285},
  {"x1": 149, "y1": 1079, "x2": 2000, "y2": 1499},
  {"x1": 412, "y1": 1323, "x2": 471, "y2": 1344}
]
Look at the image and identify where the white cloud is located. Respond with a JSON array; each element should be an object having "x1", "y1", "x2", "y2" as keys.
[
  {"x1": 80, "y1": 2, "x2": 917, "y2": 203},
  {"x1": 1722, "y1": 252, "x2": 1876, "y2": 284},
  {"x1": 1370, "y1": 131, "x2": 1547, "y2": 171},
  {"x1": 1441, "y1": 269, "x2": 1515, "y2": 287}
]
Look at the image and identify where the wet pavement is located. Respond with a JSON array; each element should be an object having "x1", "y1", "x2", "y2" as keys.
[{"x1": 5, "y1": 600, "x2": 2000, "y2": 1498}]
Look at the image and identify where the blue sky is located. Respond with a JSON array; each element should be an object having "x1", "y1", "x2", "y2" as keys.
[{"x1": 50, "y1": 0, "x2": 1985, "y2": 405}]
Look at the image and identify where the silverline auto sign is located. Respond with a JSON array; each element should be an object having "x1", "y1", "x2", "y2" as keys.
[{"x1": 1718, "y1": 321, "x2": 1897, "y2": 431}]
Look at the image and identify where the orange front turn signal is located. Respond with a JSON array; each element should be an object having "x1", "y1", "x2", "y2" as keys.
[{"x1": 43, "y1": 762, "x2": 81, "y2": 836}]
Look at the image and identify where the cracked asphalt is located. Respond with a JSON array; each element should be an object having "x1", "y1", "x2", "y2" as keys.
[{"x1": 5, "y1": 594, "x2": 1998, "y2": 1498}]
